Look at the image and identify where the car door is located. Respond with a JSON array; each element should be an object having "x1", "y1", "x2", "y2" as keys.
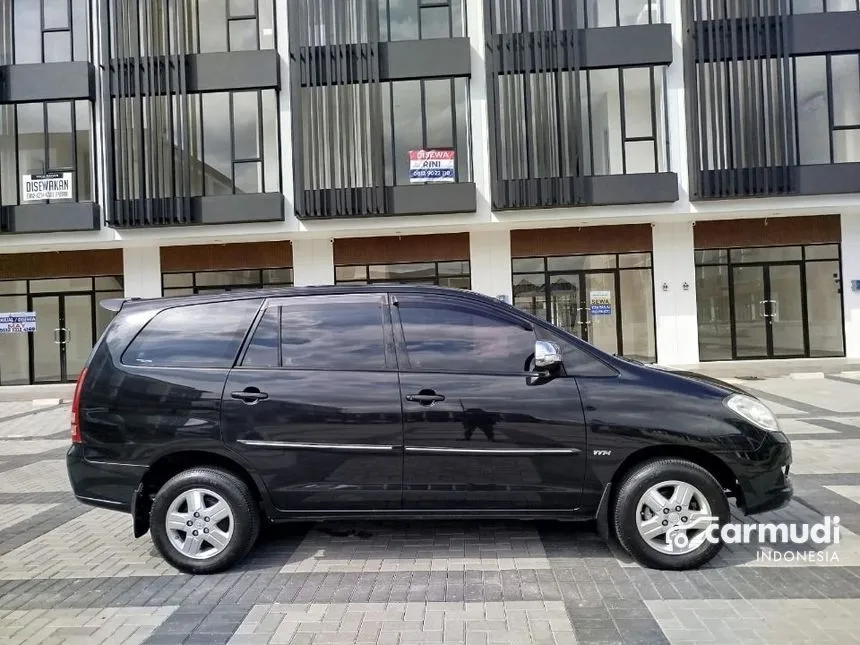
[
  {"x1": 391, "y1": 292, "x2": 588, "y2": 512},
  {"x1": 221, "y1": 292, "x2": 404, "y2": 513}
]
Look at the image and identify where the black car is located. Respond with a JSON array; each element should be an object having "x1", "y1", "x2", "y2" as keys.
[{"x1": 66, "y1": 285, "x2": 792, "y2": 574}]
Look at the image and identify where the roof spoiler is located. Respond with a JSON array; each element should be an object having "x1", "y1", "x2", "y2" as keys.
[{"x1": 99, "y1": 297, "x2": 143, "y2": 312}]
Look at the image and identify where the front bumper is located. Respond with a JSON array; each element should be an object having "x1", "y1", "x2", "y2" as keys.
[{"x1": 721, "y1": 430, "x2": 793, "y2": 515}]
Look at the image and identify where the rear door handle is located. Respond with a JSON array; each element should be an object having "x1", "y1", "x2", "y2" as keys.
[
  {"x1": 231, "y1": 389, "x2": 269, "y2": 404},
  {"x1": 405, "y1": 393, "x2": 446, "y2": 405}
]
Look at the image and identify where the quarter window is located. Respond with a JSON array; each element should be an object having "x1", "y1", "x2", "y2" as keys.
[
  {"x1": 122, "y1": 300, "x2": 263, "y2": 368},
  {"x1": 241, "y1": 296, "x2": 389, "y2": 371},
  {"x1": 396, "y1": 298, "x2": 535, "y2": 373}
]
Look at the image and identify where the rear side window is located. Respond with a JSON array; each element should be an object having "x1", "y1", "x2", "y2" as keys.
[
  {"x1": 122, "y1": 300, "x2": 263, "y2": 368},
  {"x1": 241, "y1": 295, "x2": 388, "y2": 371}
]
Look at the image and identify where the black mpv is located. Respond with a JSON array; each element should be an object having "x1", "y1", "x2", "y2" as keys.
[{"x1": 67, "y1": 285, "x2": 792, "y2": 574}]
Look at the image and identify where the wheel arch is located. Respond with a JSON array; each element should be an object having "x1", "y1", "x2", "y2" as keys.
[
  {"x1": 596, "y1": 445, "x2": 740, "y2": 543},
  {"x1": 132, "y1": 450, "x2": 266, "y2": 538}
]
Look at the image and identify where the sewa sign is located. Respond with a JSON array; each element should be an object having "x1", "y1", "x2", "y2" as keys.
[{"x1": 21, "y1": 172, "x2": 73, "y2": 202}]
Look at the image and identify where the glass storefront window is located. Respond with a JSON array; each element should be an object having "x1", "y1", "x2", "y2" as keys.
[
  {"x1": 695, "y1": 244, "x2": 844, "y2": 360},
  {"x1": 335, "y1": 261, "x2": 471, "y2": 288},
  {"x1": 29, "y1": 277, "x2": 94, "y2": 293},
  {"x1": 729, "y1": 246, "x2": 802, "y2": 263},
  {"x1": 161, "y1": 268, "x2": 294, "y2": 296},
  {"x1": 512, "y1": 252, "x2": 657, "y2": 363},
  {"x1": 0, "y1": 294, "x2": 29, "y2": 385}
]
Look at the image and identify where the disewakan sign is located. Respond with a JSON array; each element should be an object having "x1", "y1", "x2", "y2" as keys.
[
  {"x1": 21, "y1": 172, "x2": 73, "y2": 202},
  {"x1": 0, "y1": 312, "x2": 36, "y2": 334},
  {"x1": 408, "y1": 149, "x2": 456, "y2": 183}
]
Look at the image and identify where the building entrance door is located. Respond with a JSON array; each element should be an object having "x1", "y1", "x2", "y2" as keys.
[
  {"x1": 731, "y1": 263, "x2": 805, "y2": 359},
  {"x1": 29, "y1": 293, "x2": 94, "y2": 383},
  {"x1": 549, "y1": 271, "x2": 619, "y2": 356}
]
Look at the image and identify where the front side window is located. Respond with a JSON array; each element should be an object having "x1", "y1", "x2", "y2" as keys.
[
  {"x1": 241, "y1": 295, "x2": 389, "y2": 371},
  {"x1": 0, "y1": 100, "x2": 93, "y2": 206},
  {"x1": 396, "y1": 297, "x2": 535, "y2": 373},
  {"x1": 122, "y1": 299, "x2": 263, "y2": 368}
]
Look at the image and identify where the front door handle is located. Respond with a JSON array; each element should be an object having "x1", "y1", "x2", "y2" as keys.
[
  {"x1": 231, "y1": 388, "x2": 269, "y2": 404},
  {"x1": 405, "y1": 392, "x2": 446, "y2": 405}
]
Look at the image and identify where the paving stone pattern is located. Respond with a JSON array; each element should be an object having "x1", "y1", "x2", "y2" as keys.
[{"x1": 0, "y1": 376, "x2": 857, "y2": 644}]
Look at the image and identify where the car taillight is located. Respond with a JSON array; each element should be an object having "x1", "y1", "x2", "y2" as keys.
[{"x1": 70, "y1": 367, "x2": 87, "y2": 444}]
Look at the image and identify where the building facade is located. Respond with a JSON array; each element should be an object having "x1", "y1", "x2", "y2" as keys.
[{"x1": 0, "y1": 0, "x2": 859, "y2": 384}]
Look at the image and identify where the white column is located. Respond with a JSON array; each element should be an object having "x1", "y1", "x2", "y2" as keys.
[
  {"x1": 292, "y1": 238, "x2": 335, "y2": 287},
  {"x1": 467, "y1": 0, "x2": 492, "y2": 221},
  {"x1": 122, "y1": 247, "x2": 162, "y2": 299},
  {"x1": 275, "y1": 0, "x2": 296, "y2": 222},
  {"x1": 842, "y1": 213, "x2": 860, "y2": 358},
  {"x1": 652, "y1": 222, "x2": 699, "y2": 365},
  {"x1": 665, "y1": 0, "x2": 691, "y2": 205},
  {"x1": 469, "y1": 230, "x2": 513, "y2": 304}
]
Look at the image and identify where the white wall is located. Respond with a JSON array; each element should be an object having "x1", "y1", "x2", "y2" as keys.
[
  {"x1": 652, "y1": 221, "x2": 700, "y2": 365},
  {"x1": 292, "y1": 238, "x2": 334, "y2": 287},
  {"x1": 122, "y1": 246, "x2": 162, "y2": 299},
  {"x1": 469, "y1": 230, "x2": 513, "y2": 304},
  {"x1": 842, "y1": 212, "x2": 860, "y2": 358}
]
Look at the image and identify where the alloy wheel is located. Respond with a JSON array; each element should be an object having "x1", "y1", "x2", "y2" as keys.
[
  {"x1": 635, "y1": 480, "x2": 714, "y2": 556},
  {"x1": 165, "y1": 488, "x2": 235, "y2": 560}
]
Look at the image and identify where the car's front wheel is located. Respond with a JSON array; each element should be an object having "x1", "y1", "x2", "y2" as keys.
[
  {"x1": 612, "y1": 458, "x2": 730, "y2": 570},
  {"x1": 150, "y1": 467, "x2": 260, "y2": 574}
]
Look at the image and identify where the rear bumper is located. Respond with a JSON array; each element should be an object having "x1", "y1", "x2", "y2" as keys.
[
  {"x1": 66, "y1": 443, "x2": 146, "y2": 513},
  {"x1": 722, "y1": 430, "x2": 793, "y2": 515}
]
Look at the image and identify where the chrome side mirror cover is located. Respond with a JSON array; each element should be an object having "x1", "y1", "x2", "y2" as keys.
[{"x1": 534, "y1": 340, "x2": 562, "y2": 369}]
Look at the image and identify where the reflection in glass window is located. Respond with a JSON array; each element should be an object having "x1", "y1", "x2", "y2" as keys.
[
  {"x1": 335, "y1": 261, "x2": 471, "y2": 288},
  {"x1": 243, "y1": 298, "x2": 388, "y2": 371},
  {"x1": 0, "y1": 101, "x2": 93, "y2": 206},
  {"x1": 398, "y1": 299, "x2": 535, "y2": 373},
  {"x1": 122, "y1": 300, "x2": 263, "y2": 368},
  {"x1": 303, "y1": 78, "x2": 471, "y2": 190},
  {"x1": 497, "y1": 66, "x2": 666, "y2": 180},
  {"x1": 0, "y1": 0, "x2": 89, "y2": 64},
  {"x1": 297, "y1": 0, "x2": 465, "y2": 45},
  {"x1": 489, "y1": 0, "x2": 660, "y2": 32},
  {"x1": 161, "y1": 268, "x2": 293, "y2": 296},
  {"x1": 114, "y1": 89, "x2": 279, "y2": 200}
]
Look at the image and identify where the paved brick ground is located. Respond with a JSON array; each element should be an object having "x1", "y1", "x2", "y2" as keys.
[{"x1": 0, "y1": 374, "x2": 858, "y2": 644}]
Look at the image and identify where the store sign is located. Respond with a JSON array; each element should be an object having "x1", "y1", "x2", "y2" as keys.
[
  {"x1": 21, "y1": 172, "x2": 73, "y2": 202},
  {"x1": 0, "y1": 312, "x2": 36, "y2": 334},
  {"x1": 589, "y1": 290, "x2": 612, "y2": 316},
  {"x1": 409, "y1": 149, "x2": 456, "y2": 183}
]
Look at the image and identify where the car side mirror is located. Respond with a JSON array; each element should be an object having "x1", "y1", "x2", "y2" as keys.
[{"x1": 534, "y1": 340, "x2": 562, "y2": 369}]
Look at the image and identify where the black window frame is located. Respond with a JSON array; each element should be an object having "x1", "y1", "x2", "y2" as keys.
[
  {"x1": 0, "y1": 99, "x2": 94, "y2": 207},
  {"x1": 161, "y1": 267, "x2": 294, "y2": 297},
  {"x1": 236, "y1": 293, "x2": 397, "y2": 372},
  {"x1": 1, "y1": 0, "x2": 91, "y2": 65}
]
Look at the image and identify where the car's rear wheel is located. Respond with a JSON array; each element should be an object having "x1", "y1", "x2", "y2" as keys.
[
  {"x1": 612, "y1": 458, "x2": 729, "y2": 570},
  {"x1": 150, "y1": 467, "x2": 260, "y2": 574}
]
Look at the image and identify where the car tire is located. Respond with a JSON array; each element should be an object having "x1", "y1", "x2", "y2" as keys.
[
  {"x1": 150, "y1": 467, "x2": 260, "y2": 574},
  {"x1": 612, "y1": 458, "x2": 729, "y2": 571}
]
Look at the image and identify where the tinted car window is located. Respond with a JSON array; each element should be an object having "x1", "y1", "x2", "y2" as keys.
[
  {"x1": 397, "y1": 298, "x2": 535, "y2": 373},
  {"x1": 241, "y1": 295, "x2": 388, "y2": 371},
  {"x1": 122, "y1": 299, "x2": 263, "y2": 368}
]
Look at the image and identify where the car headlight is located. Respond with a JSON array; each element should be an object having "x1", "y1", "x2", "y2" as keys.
[{"x1": 724, "y1": 393, "x2": 780, "y2": 432}]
